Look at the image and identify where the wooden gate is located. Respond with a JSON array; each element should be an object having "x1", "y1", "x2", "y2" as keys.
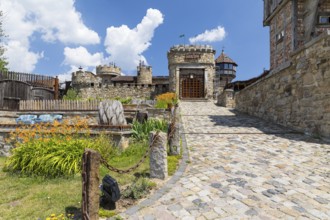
[{"x1": 180, "y1": 70, "x2": 204, "y2": 98}]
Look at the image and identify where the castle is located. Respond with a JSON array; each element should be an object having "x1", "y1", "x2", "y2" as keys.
[
  {"x1": 232, "y1": 0, "x2": 330, "y2": 138},
  {"x1": 71, "y1": 47, "x2": 237, "y2": 100}
]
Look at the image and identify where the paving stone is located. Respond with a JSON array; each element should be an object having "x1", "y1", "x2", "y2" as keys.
[
  {"x1": 314, "y1": 196, "x2": 329, "y2": 204},
  {"x1": 245, "y1": 208, "x2": 258, "y2": 216},
  {"x1": 120, "y1": 102, "x2": 330, "y2": 220}
]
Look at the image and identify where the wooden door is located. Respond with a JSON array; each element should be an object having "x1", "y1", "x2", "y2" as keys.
[{"x1": 180, "y1": 73, "x2": 204, "y2": 98}]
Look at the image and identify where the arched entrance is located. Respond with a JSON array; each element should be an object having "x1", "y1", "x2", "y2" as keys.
[{"x1": 179, "y1": 69, "x2": 205, "y2": 98}]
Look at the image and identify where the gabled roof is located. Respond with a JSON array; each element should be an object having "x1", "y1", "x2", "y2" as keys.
[{"x1": 215, "y1": 50, "x2": 237, "y2": 66}]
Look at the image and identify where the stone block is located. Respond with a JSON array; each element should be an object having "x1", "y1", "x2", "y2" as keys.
[{"x1": 149, "y1": 131, "x2": 168, "y2": 179}]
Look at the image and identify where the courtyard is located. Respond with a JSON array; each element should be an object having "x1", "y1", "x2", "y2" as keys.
[{"x1": 119, "y1": 101, "x2": 330, "y2": 220}]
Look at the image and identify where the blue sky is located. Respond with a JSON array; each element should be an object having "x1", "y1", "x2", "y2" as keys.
[{"x1": 1, "y1": 0, "x2": 269, "y2": 82}]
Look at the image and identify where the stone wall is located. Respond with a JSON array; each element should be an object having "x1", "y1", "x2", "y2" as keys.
[
  {"x1": 217, "y1": 89, "x2": 235, "y2": 108},
  {"x1": 235, "y1": 33, "x2": 330, "y2": 138},
  {"x1": 76, "y1": 83, "x2": 169, "y2": 100}
]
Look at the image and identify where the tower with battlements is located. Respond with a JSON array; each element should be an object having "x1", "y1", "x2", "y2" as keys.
[
  {"x1": 167, "y1": 45, "x2": 216, "y2": 99},
  {"x1": 137, "y1": 61, "x2": 152, "y2": 84}
]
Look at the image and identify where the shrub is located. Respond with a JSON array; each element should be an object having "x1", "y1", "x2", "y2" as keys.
[
  {"x1": 122, "y1": 177, "x2": 156, "y2": 199},
  {"x1": 114, "y1": 97, "x2": 132, "y2": 104},
  {"x1": 63, "y1": 88, "x2": 81, "y2": 100},
  {"x1": 132, "y1": 118, "x2": 168, "y2": 141},
  {"x1": 4, "y1": 117, "x2": 115, "y2": 177},
  {"x1": 155, "y1": 92, "x2": 178, "y2": 109}
]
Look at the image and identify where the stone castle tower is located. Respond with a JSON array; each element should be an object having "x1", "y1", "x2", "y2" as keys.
[
  {"x1": 264, "y1": 0, "x2": 330, "y2": 71},
  {"x1": 167, "y1": 45, "x2": 216, "y2": 99},
  {"x1": 137, "y1": 61, "x2": 152, "y2": 84},
  {"x1": 96, "y1": 63, "x2": 121, "y2": 83},
  {"x1": 215, "y1": 50, "x2": 237, "y2": 94}
]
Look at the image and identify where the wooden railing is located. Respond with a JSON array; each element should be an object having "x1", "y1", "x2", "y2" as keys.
[
  {"x1": 19, "y1": 100, "x2": 99, "y2": 111},
  {"x1": 0, "y1": 71, "x2": 57, "y2": 89}
]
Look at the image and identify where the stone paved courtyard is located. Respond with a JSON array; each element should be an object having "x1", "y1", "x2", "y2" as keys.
[{"x1": 119, "y1": 101, "x2": 330, "y2": 220}]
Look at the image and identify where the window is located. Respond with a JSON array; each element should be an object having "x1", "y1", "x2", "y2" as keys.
[
  {"x1": 276, "y1": 30, "x2": 284, "y2": 43},
  {"x1": 319, "y1": 16, "x2": 330, "y2": 24}
]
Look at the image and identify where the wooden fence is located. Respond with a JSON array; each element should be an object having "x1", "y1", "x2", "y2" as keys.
[
  {"x1": 19, "y1": 100, "x2": 99, "y2": 111},
  {"x1": 0, "y1": 71, "x2": 57, "y2": 89}
]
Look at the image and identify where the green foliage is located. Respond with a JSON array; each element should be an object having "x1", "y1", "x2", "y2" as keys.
[
  {"x1": 167, "y1": 154, "x2": 182, "y2": 176},
  {"x1": 155, "y1": 99, "x2": 168, "y2": 109},
  {"x1": 155, "y1": 92, "x2": 178, "y2": 109},
  {"x1": 115, "y1": 96, "x2": 132, "y2": 104},
  {"x1": 63, "y1": 88, "x2": 81, "y2": 100},
  {"x1": 0, "y1": 10, "x2": 8, "y2": 72},
  {"x1": 4, "y1": 135, "x2": 114, "y2": 178},
  {"x1": 122, "y1": 177, "x2": 156, "y2": 199},
  {"x1": 98, "y1": 208, "x2": 117, "y2": 218},
  {"x1": 4, "y1": 119, "x2": 115, "y2": 177},
  {"x1": 132, "y1": 118, "x2": 168, "y2": 141}
]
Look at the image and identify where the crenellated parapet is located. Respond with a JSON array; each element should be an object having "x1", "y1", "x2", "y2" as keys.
[
  {"x1": 167, "y1": 45, "x2": 216, "y2": 66},
  {"x1": 96, "y1": 64, "x2": 121, "y2": 77}
]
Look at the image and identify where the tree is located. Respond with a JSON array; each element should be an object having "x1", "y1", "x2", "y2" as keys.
[
  {"x1": 0, "y1": 10, "x2": 8, "y2": 72},
  {"x1": 63, "y1": 88, "x2": 81, "y2": 100}
]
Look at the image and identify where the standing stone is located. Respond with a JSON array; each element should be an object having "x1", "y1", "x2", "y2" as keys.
[
  {"x1": 169, "y1": 107, "x2": 180, "y2": 155},
  {"x1": 98, "y1": 100, "x2": 127, "y2": 125},
  {"x1": 149, "y1": 131, "x2": 168, "y2": 179}
]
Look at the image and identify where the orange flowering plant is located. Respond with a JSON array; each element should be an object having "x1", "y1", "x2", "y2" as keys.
[
  {"x1": 4, "y1": 117, "x2": 114, "y2": 177},
  {"x1": 155, "y1": 92, "x2": 178, "y2": 109}
]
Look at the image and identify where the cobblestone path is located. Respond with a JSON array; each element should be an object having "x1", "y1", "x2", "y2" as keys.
[{"x1": 119, "y1": 102, "x2": 330, "y2": 220}]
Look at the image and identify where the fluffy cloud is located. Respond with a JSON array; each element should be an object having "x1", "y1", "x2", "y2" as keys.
[
  {"x1": 189, "y1": 26, "x2": 226, "y2": 44},
  {"x1": 104, "y1": 8, "x2": 164, "y2": 73},
  {"x1": 4, "y1": 41, "x2": 43, "y2": 72},
  {"x1": 64, "y1": 46, "x2": 104, "y2": 67},
  {"x1": 1, "y1": 0, "x2": 100, "y2": 72},
  {"x1": 58, "y1": 46, "x2": 105, "y2": 82}
]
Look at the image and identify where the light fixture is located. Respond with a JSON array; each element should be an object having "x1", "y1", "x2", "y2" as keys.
[{"x1": 190, "y1": 74, "x2": 194, "y2": 79}]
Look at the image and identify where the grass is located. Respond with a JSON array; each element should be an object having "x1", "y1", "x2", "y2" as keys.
[
  {"x1": 0, "y1": 137, "x2": 183, "y2": 219},
  {"x1": 0, "y1": 157, "x2": 81, "y2": 219}
]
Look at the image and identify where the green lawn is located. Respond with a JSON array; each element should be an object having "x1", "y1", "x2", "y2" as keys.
[
  {"x1": 0, "y1": 157, "x2": 81, "y2": 220},
  {"x1": 0, "y1": 140, "x2": 181, "y2": 220}
]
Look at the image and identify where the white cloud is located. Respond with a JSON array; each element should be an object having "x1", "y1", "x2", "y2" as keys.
[
  {"x1": 64, "y1": 46, "x2": 104, "y2": 67},
  {"x1": 189, "y1": 26, "x2": 226, "y2": 44},
  {"x1": 1, "y1": 0, "x2": 100, "y2": 72},
  {"x1": 5, "y1": 41, "x2": 43, "y2": 72},
  {"x1": 104, "y1": 8, "x2": 164, "y2": 72}
]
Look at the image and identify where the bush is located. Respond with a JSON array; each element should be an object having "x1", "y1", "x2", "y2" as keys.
[
  {"x1": 155, "y1": 92, "x2": 178, "y2": 109},
  {"x1": 132, "y1": 118, "x2": 168, "y2": 141},
  {"x1": 114, "y1": 97, "x2": 132, "y2": 104},
  {"x1": 122, "y1": 177, "x2": 156, "y2": 199},
  {"x1": 4, "y1": 117, "x2": 115, "y2": 177}
]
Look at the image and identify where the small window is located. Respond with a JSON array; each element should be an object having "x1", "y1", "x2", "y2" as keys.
[
  {"x1": 319, "y1": 16, "x2": 330, "y2": 24},
  {"x1": 91, "y1": 83, "x2": 94, "y2": 87},
  {"x1": 276, "y1": 30, "x2": 284, "y2": 43}
]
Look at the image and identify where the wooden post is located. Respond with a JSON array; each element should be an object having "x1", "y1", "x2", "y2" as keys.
[
  {"x1": 54, "y1": 76, "x2": 59, "y2": 100},
  {"x1": 82, "y1": 149, "x2": 100, "y2": 220}
]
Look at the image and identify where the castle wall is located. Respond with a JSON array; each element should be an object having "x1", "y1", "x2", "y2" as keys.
[
  {"x1": 76, "y1": 83, "x2": 169, "y2": 100},
  {"x1": 235, "y1": 33, "x2": 330, "y2": 138}
]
